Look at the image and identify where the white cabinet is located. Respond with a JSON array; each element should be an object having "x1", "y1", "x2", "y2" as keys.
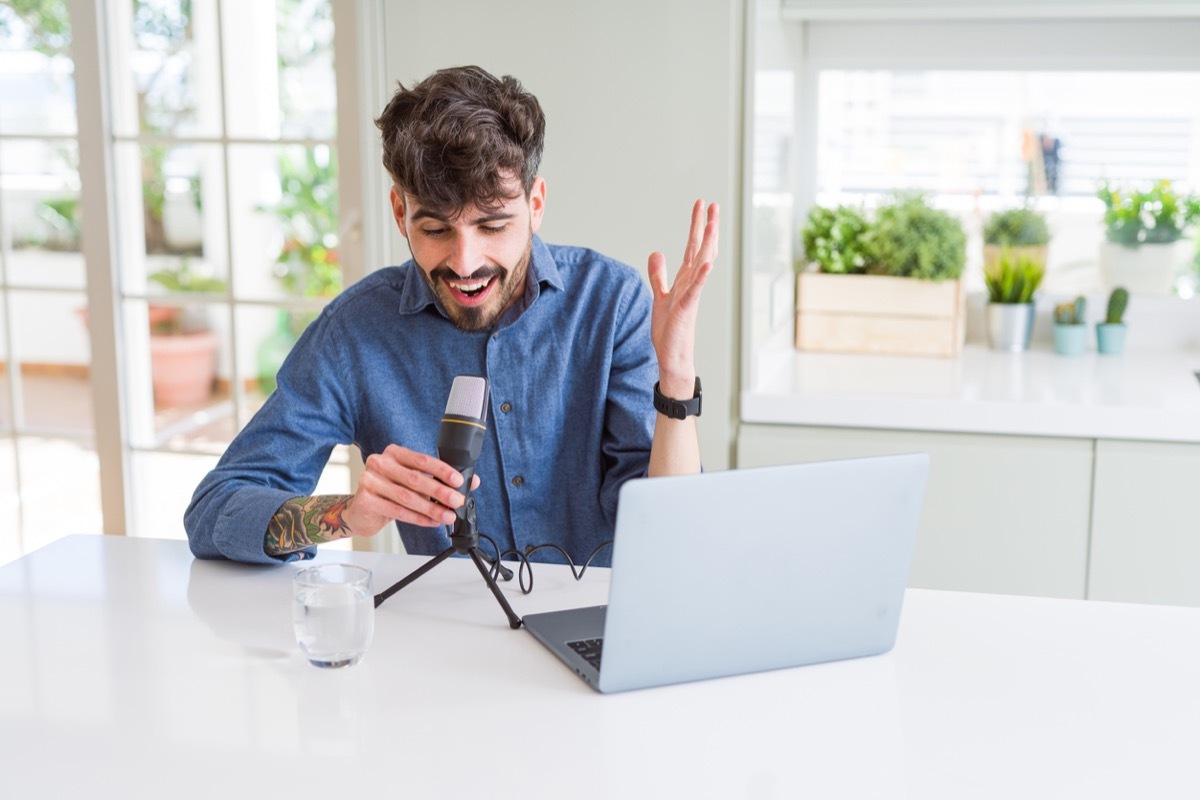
[
  {"x1": 1089, "y1": 439, "x2": 1200, "y2": 606},
  {"x1": 737, "y1": 425, "x2": 1094, "y2": 598}
]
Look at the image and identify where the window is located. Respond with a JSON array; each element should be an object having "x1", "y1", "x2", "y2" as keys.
[
  {"x1": 0, "y1": 0, "x2": 366, "y2": 565},
  {"x1": 744, "y1": 12, "x2": 1200, "y2": 374},
  {"x1": 813, "y1": 70, "x2": 1200, "y2": 295},
  {"x1": 0, "y1": 1, "x2": 101, "y2": 563}
]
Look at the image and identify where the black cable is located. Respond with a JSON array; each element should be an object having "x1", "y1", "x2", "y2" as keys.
[
  {"x1": 445, "y1": 522, "x2": 613, "y2": 595},
  {"x1": 490, "y1": 539, "x2": 615, "y2": 595}
]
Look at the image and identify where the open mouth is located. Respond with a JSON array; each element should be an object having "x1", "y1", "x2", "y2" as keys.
[{"x1": 443, "y1": 274, "x2": 499, "y2": 306}]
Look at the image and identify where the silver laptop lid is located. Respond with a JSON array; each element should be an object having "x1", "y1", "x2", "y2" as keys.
[{"x1": 598, "y1": 454, "x2": 929, "y2": 693}]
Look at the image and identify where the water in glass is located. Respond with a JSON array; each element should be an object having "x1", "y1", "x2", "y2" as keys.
[{"x1": 293, "y1": 565, "x2": 374, "y2": 668}]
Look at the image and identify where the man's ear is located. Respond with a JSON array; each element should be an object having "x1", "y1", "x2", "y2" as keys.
[
  {"x1": 390, "y1": 186, "x2": 409, "y2": 239},
  {"x1": 528, "y1": 176, "x2": 546, "y2": 235}
]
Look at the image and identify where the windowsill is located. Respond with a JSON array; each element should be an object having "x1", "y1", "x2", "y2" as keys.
[{"x1": 743, "y1": 340, "x2": 1200, "y2": 443}]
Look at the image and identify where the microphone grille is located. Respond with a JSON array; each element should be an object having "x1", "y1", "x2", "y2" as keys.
[{"x1": 444, "y1": 375, "x2": 489, "y2": 421}]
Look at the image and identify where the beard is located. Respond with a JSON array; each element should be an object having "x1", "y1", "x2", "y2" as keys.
[{"x1": 416, "y1": 236, "x2": 532, "y2": 333}]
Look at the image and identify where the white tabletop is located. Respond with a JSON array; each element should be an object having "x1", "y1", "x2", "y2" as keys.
[
  {"x1": 743, "y1": 344, "x2": 1200, "y2": 442},
  {"x1": 2, "y1": 535, "x2": 1199, "y2": 799}
]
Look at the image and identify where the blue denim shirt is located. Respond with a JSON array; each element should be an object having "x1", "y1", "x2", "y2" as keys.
[{"x1": 184, "y1": 235, "x2": 657, "y2": 567}]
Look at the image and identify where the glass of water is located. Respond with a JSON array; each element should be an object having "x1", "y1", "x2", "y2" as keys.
[{"x1": 293, "y1": 563, "x2": 374, "y2": 668}]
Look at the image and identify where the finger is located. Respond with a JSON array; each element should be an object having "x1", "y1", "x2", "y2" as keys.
[
  {"x1": 681, "y1": 199, "x2": 704, "y2": 269},
  {"x1": 471, "y1": 474, "x2": 481, "y2": 491},
  {"x1": 697, "y1": 204, "x2": 720, "y2": 267},
  {"x1": 367, "y1": 450, "x2": 466, "y2": 512},
  {"x1": 647, "y1": 251, "x2": 668, "y2": 297},
  {"x1": 358, "y1": 470, "x2": 458, "y2": 527},
  {"x1": 676, "y1": 260, "x2": 714, "y2": 310},
  {"x1": 383, "y1": 444, "x2": 464, "y2": 488}
]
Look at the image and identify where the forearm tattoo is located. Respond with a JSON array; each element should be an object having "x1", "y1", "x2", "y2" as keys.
[{"x1": 264, "y1": 495, "x2": 354, "y2": 556}]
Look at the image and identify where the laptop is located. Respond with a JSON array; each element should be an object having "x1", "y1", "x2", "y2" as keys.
[{"x1": 522, "y1": 454, "x2": 929, "y2": 693}]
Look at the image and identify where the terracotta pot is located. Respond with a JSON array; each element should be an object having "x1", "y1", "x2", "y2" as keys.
[{"x1": 150, "y1": 330, "x2": 218, "y2": 406}]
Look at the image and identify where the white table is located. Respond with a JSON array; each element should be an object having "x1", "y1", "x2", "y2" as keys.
[{"x1": 2, "y1": 535, "x2": 1199, "y2": 799}]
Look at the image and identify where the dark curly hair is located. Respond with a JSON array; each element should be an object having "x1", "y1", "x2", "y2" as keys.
[{"x1": 375, "y1": 65, "x2": 546, "y2": 219}]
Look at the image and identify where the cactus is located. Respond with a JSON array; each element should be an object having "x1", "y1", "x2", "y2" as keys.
[
  {"x1": 1106, "y1": 287, "x2": 1129, "y2": 325},
  {"x1": 1053, "y1": 295, "x2": 1088, "y2": 325}
]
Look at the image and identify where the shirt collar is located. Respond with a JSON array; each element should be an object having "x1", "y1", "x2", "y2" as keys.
[{"x1": 396, "y1": 234, "x2": 563, "y2": 319}]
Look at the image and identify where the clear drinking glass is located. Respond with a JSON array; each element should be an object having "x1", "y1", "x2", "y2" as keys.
[{"x1": 293, "y1": 563, "x2": 374, "y2": 668}]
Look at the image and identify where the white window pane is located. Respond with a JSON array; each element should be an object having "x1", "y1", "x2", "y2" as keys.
[
  {"x1": 9, "y1": 289, "x2": 92, "y2": 435},
  {"x1": 16, "y1": 436, "x2": 102, "y2": 554},
  {"x1": 0, "y1": 1, "x2": 76, "y2": 136},
  {"x1": 816, "y1": 70, "x2": 1200, "y2": 199},
  {"x1": 108, "y1": 0, "x2": 222, "y2": 138},
  {"x1": 223, "y1": 0, "x2": 337, "y2": 140}
]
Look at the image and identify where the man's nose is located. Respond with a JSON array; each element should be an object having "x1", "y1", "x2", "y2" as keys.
[{"x1": 447, "y1": 233, "x2": 479, "y2": 276}]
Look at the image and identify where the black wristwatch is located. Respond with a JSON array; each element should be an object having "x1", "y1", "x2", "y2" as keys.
[{"x1": 653, "y1": 378, "x2": 702, "y2": 420}]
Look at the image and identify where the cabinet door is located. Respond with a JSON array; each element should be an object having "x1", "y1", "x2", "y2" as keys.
[
  {"x1": 737, "y1": 425, "x2": 1093, "y2": 598},
  {"x1": 1089, "y1": 439, "x2": 1200, "y2": 606}
]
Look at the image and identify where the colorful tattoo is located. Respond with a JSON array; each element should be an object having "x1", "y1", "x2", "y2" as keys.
[{"x1": 265, "y1": 495, "x2": 355, "y2": 556}]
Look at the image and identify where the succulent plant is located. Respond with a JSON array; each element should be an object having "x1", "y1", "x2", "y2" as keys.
[
  {"x1": 1053, "y1": 295, "x2": 1087, "y2": 325},
  {"x1": 1105, "y1": 287, "x2": 1129, "y2": 325}
]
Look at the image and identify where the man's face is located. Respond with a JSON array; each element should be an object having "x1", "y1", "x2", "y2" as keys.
[{"x1": 392, "y1": 176, "x2": 545, "y2": 332}]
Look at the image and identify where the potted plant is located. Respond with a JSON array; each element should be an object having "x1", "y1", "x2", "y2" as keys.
[
  {"x1": 1052, "y1": 295, "x2": 1088, "y2": 356},
  {"x1": 146, "y1": 259, "x2": 226, "y2": 406},
  {"x1": 984, "y1": 248, "x2": 1045, "y2": 352},
  {"x1": 1096, "y1": 287, "x2": 1129, "y2": 356},
  {"x1": 982, "y1": 207, "x2": 1050, "y2": 272},
  {"x1": 795, "y1": 193, "x2": 967, "y2": 357},
  {"x1": 1096, "y1": 180, "x2": 1200, "y2": 296},
  {"x1": 799, "y1": 204, "x2": 872, "y2": 276}
]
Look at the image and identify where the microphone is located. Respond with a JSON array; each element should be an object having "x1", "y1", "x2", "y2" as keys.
[{"x1": 437, "y1": 375, "x2": 490, "y2": 531}]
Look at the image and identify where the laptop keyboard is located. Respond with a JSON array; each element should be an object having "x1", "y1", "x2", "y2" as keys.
[{"x1": 567, "y1": 638, "x2": 603, "y2": 670}]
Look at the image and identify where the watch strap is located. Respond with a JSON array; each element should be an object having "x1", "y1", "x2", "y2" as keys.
[{"x1": 653, "y1": 378, "x2": 702, "y2": 420}]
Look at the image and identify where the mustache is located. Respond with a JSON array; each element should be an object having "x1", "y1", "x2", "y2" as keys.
[{"x1": 430, "y1": 266, "x2": 503, "y2": 283}]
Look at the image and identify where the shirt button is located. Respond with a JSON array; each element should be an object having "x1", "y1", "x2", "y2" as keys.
[
  {"x1": 500, "y1": 402, "x2": 512, "y2": 413},
  {"x1": 492, "y1": 333, "x2": 500, "y2": 340},
  {"x1": 511, "y1": 475, "x2": 524, "y2": 487}
]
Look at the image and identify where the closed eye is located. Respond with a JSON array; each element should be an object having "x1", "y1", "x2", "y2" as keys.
[{"x1": 481, "y1": 224, "x2": 507, "y2": 235}]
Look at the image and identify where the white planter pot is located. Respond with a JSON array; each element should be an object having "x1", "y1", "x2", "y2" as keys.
[
  {"x1": 1097, "y1": 240, "x2": 1190, "y2": 296},
  {"x1": 986, "y1": 302, "x2": 1036, "y2": 352}
]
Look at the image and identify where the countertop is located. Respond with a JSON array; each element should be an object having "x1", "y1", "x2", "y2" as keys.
[{"x1": 742, "y1": 343, "x2": 1200, "y2": 443}]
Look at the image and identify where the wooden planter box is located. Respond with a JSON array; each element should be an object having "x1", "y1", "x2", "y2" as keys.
[{"x1": 794, "y1": 272, "x2": 965, "y2": 357}]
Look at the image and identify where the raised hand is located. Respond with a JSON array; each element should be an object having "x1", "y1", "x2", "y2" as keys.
[{"x1": 647, "y1": 200, "x2": 719, "y2": 398}]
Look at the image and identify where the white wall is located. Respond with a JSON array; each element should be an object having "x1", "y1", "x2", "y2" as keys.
[{"x1": 377, "y1": 0, "x2": 744, "y2": 469}]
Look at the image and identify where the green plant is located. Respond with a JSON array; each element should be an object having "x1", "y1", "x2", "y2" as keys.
[
  {"x1": 1053, "y1": 295, "x2": 1087, "y2": 325},
  {"x1": 984, "y1": 249, "x2": 1045, "y2": 304},
  {"x1": 1105, "y1": 287, "x2": 1129, "y2": 325},
  {"x1": 983, "y1": 207, "x2": 1050, "y2": 247},
  {"x1": 147, "y1": 258, "x2": 226, "y2": 334},
  {"x1": 264, "y1": 147, "x2": 341, "y2": 300},
  {"x1": 36, "y1": 196, "x2": 81, "y2": 250},
  {"x1": 867, "y1": 193, "x2": 966, "y2": 281},
  {"x1": 1097, "y1": 180, "x2": 1200, "y2": 246},
  {"x1": 799, "y1": 205, "x2": 872, "y2": 275}
]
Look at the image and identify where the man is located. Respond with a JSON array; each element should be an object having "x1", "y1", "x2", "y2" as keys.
[{"x1": 184, "y1": 65, "x2": 717, "y2": 566}]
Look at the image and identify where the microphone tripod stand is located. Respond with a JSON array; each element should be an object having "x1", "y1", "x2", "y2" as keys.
[{"x1": 372, "y1": 497, "x2": 523, "y2": 629}]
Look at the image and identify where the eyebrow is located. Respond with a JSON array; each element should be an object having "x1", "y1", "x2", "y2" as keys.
[{"x1": 411, "y1": 209, "x2": 517, "y2": 225}]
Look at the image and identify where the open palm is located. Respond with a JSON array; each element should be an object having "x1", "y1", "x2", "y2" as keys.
[{"x1": 648, "y1": 200, "x2": 719, "y2": 389}]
